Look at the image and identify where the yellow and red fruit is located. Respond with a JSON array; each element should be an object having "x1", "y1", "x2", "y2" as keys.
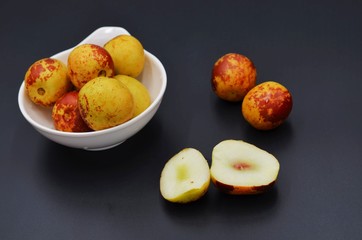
[
  {"x1": 242, "y1": 81, "x2": 293, "y2": 130},
  {"x1": 52, "y1": 91, "x2": 92, "y2": 132},
  {"x1": 211, "y1": 53, "x2": 257, "y2": 102},
  {"x1": 67, "y1": 44, "x2": 115, "y2": 89},
  {"x1": 25, "y1": 58, "x2": 72, "y2": 107}
]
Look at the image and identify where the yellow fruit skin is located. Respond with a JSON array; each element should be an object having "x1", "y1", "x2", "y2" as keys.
[
  {"x1": 25, "y1": 58, "x2": 71, "y2": 107},
  {"x1": 242, "y1": 81, "x2": 293, "y2": 130},
  {"x1": 78, "y1": 77, "x2": 134, "y2": 131},
  {"x1": 113, "y1": 75, "x2": 151, "y2": 117},
  {"x1": 211, "y1": 53, "x2": 256, "y2": 102},
  {"x1": 104, "y1": 35, "x2": 145, "y2": 78},
  {"x1": 67, "y1": 44, "x2": 114, "y2": 89}
]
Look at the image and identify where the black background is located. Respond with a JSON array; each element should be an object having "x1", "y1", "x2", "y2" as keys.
[{"x1": 1, "y1": 0, "x2": 362, "y2": 239}]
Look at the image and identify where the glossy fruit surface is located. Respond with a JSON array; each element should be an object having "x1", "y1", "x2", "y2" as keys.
[
  {"x1": 242, "y1": 81, "x2": 293, "y2": 130},
  {"x1": 78, "y1": 77, "x2": 134, "y2": 130},
  {"x1": 212, "y1": 53, "x2": 256, "y2": 102},
  {"x1": 25, "y1": 58, "x2": 71, "y2": 107},
  {"x1": 114, "y1": 75, "x2": 151, "y2": 117},
  {"x1": 68, "y1": 44, "x2": 114, "y2": 89},
  {"x1": 52, "y1": 91, "x2": 91, "y2": 132},
  {"x1": 104, "y1": 35, "x2": 145, "y2": 78}
]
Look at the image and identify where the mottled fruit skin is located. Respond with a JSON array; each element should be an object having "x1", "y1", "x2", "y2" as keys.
[
  {"x1": 25, "y1": 58, "x2": 72, "y2": 107},
  {"x1": 52, "y1": 91, "x2": 92, "y2": 132},
  {"x1": 211, "y1": 176, "x2": 276, "y2": 195},
  {"x1": 242, "y1": 81, "x2": 293, "y2": 130},
  {"x1": 78, "y1": 77, "x2": 134, "y2": 131},
  {"x1": 104, "y1": 35, "x2": 145, "y2": 78},
  {"x1": 113, "y1": 75, "x2": 151, "y2": 117},
  {"x1": 67, "y1": 44, "x2": 115, "y2": 89},
  {"x1": 212, "y1": 53, "x2": 257, "y2": 102}
]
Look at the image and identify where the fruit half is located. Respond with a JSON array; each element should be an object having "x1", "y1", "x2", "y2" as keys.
[
  {"x1": 210, "y1": 139, "x2": 280, "y2": 194},
  {"x1": 160, "y1": 148, "x2": 210, "y2": 203}
]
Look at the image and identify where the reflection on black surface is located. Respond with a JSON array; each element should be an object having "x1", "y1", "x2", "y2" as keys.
[
  {"x1": 210, "y1": 93, "x2": 294, "y2": 155},
  {"x1": 36, "y1": 117, "x2": 169, "y2": 215},
  {"x1": 212, "y1": 187, "x2": 279, "y2": 215},
  {"x1": 211, "y1": 94, "x2": 242, "y2": 127},
  {"x1": 242, "y1": 120, "x2": 294, "y2": 154},
  {"x1": 162, "y1": 186, "x2": 279, "y2": 225}
]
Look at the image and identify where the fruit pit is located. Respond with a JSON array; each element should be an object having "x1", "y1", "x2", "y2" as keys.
[{"x1": 233, "y1": 162, "x2": 251, "y2": 170}]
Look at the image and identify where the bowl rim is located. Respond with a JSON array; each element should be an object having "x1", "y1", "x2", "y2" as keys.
[{"x1": 18, "y1": 28, "x2": 167, "y2": 138}]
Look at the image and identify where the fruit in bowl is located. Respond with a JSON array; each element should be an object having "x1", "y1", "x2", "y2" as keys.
[
  {"x1": 52, "y1": 91, "x2": 91, "y2": 132},
  {"x1": 18, "y1": 26, "x2": 167, "y2": 150},
  {"x1": 24, "y1": 58, "x2": 72, "y2": 107},
  {"x1": 67, "y1": 43, "x2": 115, "y2": 89},
  {"x1": 104, "y1": 34, "x2": 145, "y2": 78},
  {"x1": 113, "y1": 75, "x2": 151, "y2": 117},
  {"x1": 78, "y1": 77, "x2": 135, "y2": 131}
]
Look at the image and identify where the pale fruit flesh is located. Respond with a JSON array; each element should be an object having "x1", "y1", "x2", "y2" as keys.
[
  {"x1": 113, "y1": 75, "x2": 151, "y2": 117},
  {"x1": 160, "y1": 148, "x2": 210, "y2": 203},
  {"x1": 78, "y1": 77, "x2": 134, "y2": 131},
  {"x1": 211, "y1": 139, "x2": 280, "y2": 194}
]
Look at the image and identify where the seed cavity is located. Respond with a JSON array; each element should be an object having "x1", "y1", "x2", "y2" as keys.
[
  {"x1": 233, "y1": 162, "x2": 251, "y2": 170},
  {"x1": 177, "y1": 164, "x2": 188, "y2": 181}
]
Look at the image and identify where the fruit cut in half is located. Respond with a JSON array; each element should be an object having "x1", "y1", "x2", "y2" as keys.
[
  {"x1": 160, "y1": 148, "x2": 210, "y2": 203},
  {"x1": 210, "y1": 140, "x2": 280, "y2": 194}
]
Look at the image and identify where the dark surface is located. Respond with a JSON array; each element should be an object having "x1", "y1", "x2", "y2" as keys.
[{"x1": 1, "y1": 0, "x2": 362, "y2": 239}]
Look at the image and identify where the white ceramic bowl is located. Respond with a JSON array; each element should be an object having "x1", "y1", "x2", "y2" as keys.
[{"x1": 18, "y1": 26, "x2": 167, "y2": 151}]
